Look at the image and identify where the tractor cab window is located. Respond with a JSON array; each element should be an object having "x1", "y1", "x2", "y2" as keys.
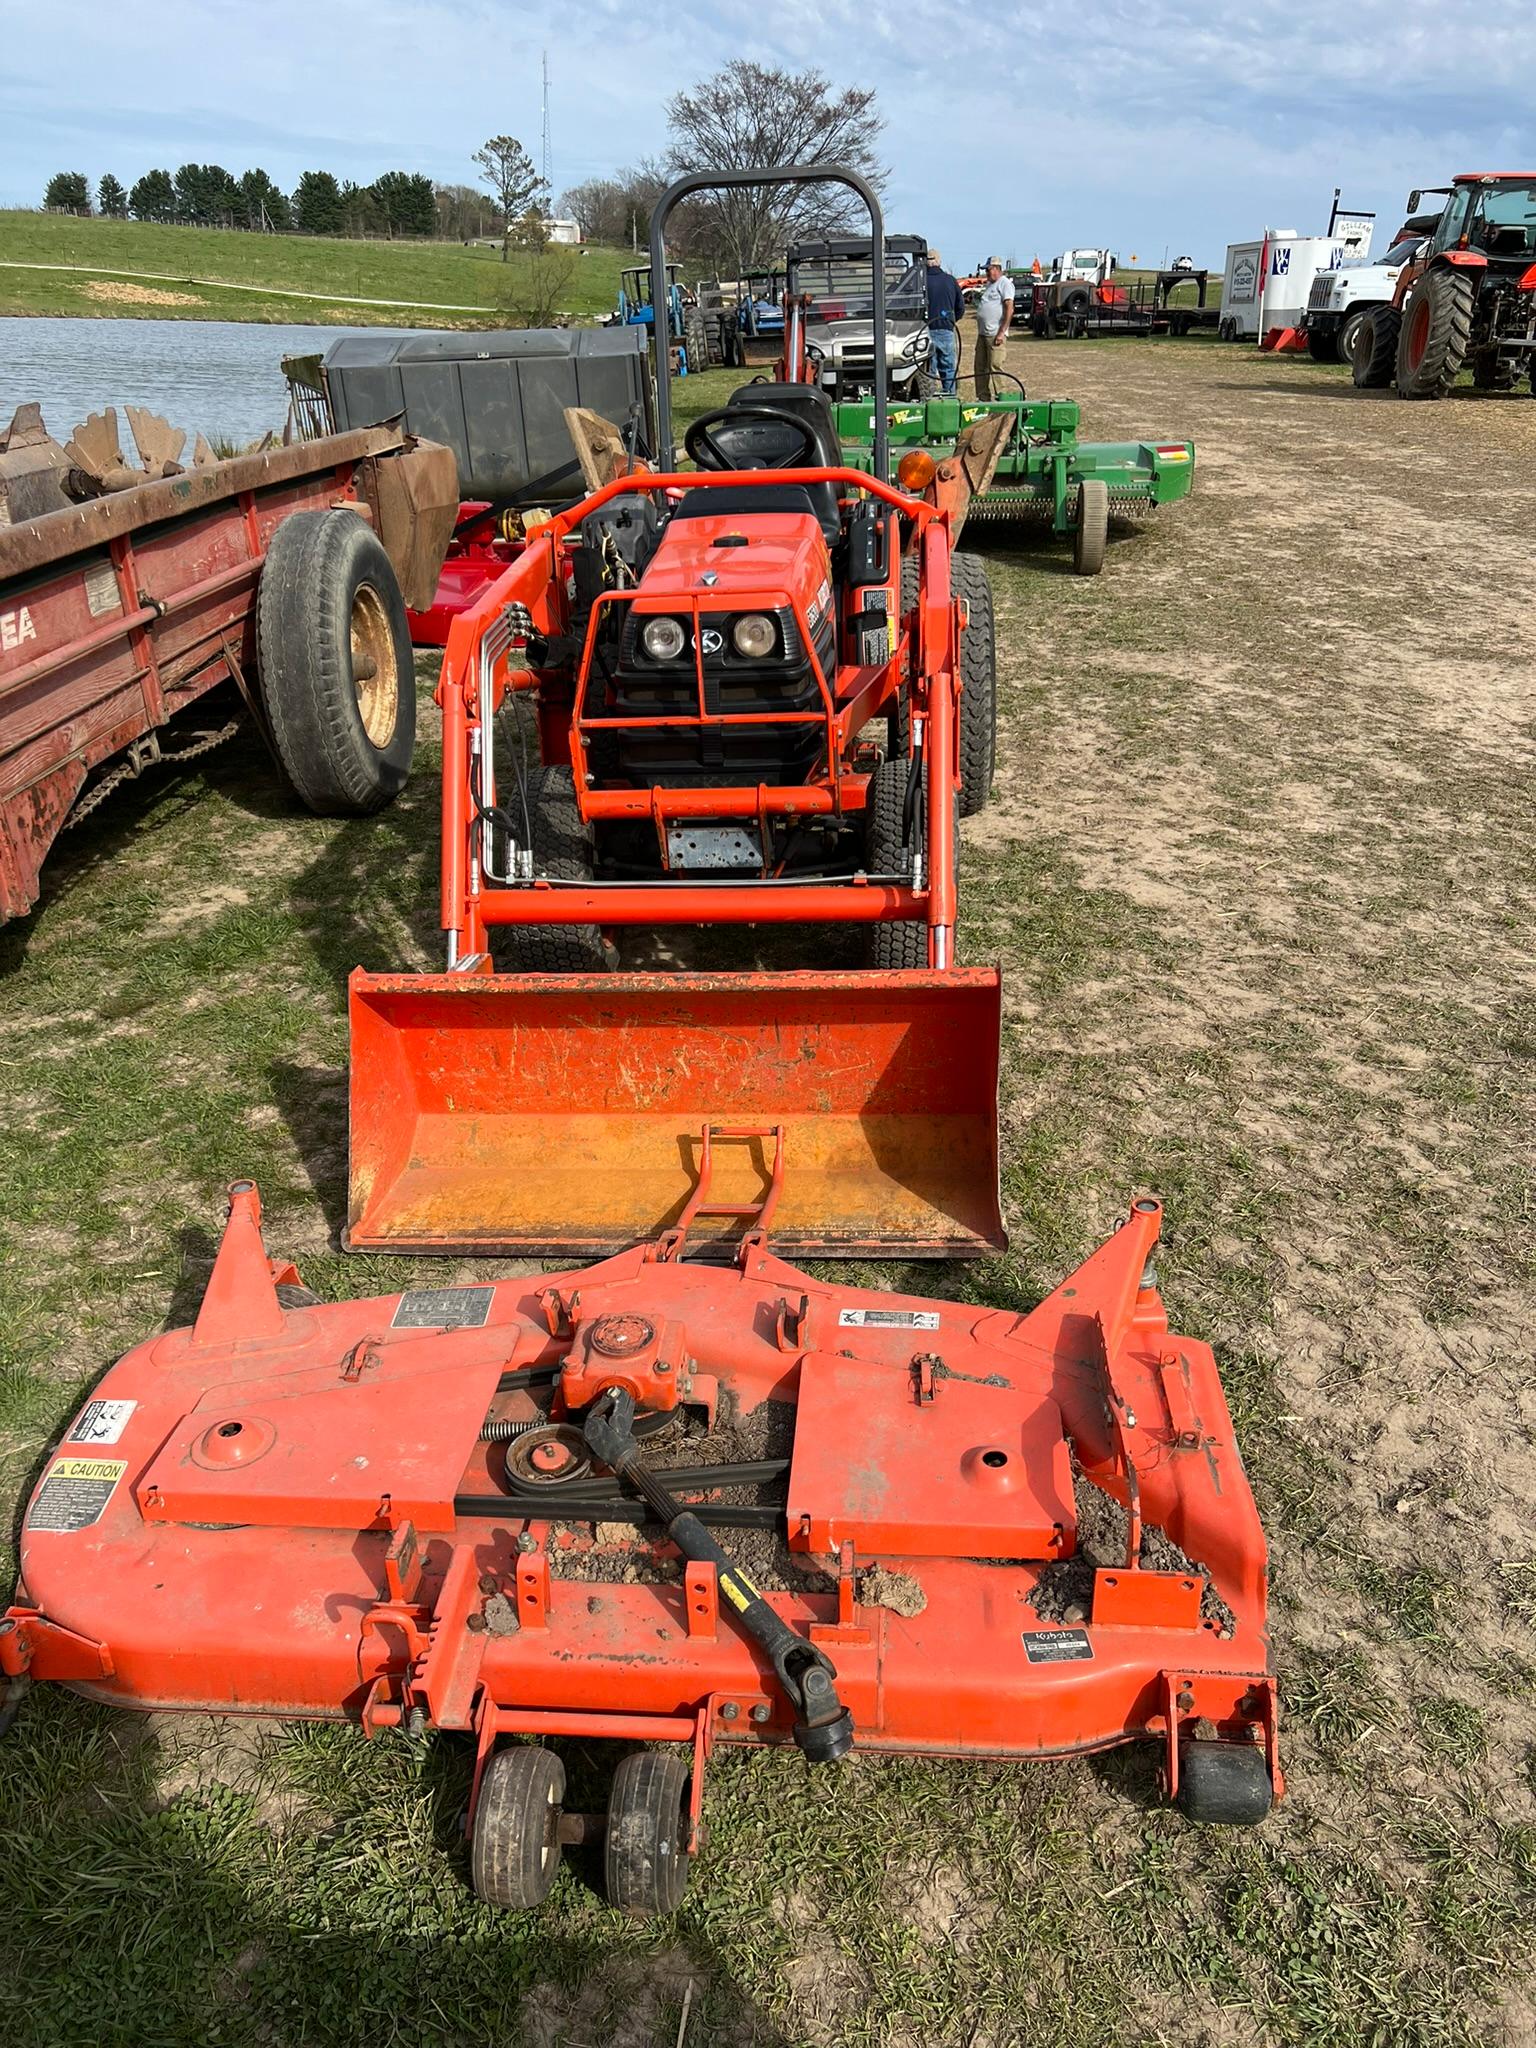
[
  {"x1": 1470, "y1": 182, "x2": 1536, "y2": 254},
  {"x1": 1432, "y1": 185, "x2": 1476, "y2": 251}
]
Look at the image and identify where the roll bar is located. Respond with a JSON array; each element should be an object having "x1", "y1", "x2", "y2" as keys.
[{"x1": 649, "y1": 162, "x2": 887, "y2": 480}]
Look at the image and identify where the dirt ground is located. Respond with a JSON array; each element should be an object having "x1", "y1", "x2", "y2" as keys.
[{"x1": 1, "y1": 332, "x2": 1533, "y2": 2047}]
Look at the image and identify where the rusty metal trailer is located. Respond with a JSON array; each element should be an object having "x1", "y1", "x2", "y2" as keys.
[{"x1": 0, "y1": 423, "x2": 457, "y2": 924}]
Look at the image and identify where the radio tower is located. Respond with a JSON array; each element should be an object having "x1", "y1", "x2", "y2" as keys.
[{"x1": 541, "y1": 50, "x2": 552, "y2": 200}]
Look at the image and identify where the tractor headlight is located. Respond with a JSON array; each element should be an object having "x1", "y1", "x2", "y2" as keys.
[
  {"x1": 641, "y1": 615, "x2": 687, "y2": 661},
  {"x1": 732, "y1": 613, "x2": 777, "y2": 659}
]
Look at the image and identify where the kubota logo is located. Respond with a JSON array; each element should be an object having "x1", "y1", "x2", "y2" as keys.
[{"x1": 0, "y1": 604, "x2": 37, "y2": 654}]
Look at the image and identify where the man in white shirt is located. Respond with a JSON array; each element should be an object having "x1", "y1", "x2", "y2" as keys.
[{"x1": 974, "y1": 257, "x2": 1015, "y2": 398}]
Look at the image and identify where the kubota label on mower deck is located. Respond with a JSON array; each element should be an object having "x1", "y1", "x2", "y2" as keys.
[
  {"x1": 391, "y1": 1287, "x2": 495, "y2": 1330},
  {"x1": 28, "y1": 1457, "x2": 127, "y2": 1534},
  {"x1": 1021, "y1": 1628, "x2": 1094, "y2": 1664},
  {"x1": 838, "y1": 1308, "x2": 941, "y2": 1330}
]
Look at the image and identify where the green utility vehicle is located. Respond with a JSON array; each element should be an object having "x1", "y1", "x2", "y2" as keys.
[{"x1": 832, "y1": 393, "x2": 1195, "y2": 574}]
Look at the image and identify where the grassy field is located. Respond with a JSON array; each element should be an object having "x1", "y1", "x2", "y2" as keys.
[
  {"x1": 0, "y1": 211, "x2": 635, "y2": 325},
  {"x1": 1, "y1": 337, "x2": 1534, "y2": 2047}
]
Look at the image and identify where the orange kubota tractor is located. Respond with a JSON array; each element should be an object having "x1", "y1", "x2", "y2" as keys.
[
  {"x1": 2, "y1": 170, "x2": 1279, "y2": 1913},
  {"x1": 347, "y1": 164, "x2": 1005, "y2": 1263}
]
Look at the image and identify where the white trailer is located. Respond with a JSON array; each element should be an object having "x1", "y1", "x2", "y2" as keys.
[{"x1": 1219, "y1": 216, "x2": 1375, "y2": 341}]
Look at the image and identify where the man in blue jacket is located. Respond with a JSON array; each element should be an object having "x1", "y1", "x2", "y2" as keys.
[{"x1": 925, "y1": 249, "x2": 965, "y2": 396}]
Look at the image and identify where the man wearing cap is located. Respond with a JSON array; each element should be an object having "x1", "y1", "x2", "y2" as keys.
[
  {"x1": 924, "y1": 248, "x2": 965, "y2": 397},
  {"x1": 974, "y1": 257, "x2": 1015, "y2": 399}
]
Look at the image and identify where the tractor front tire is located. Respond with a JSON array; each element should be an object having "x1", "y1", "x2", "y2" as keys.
[
  {"x1": 1072, "y1": 477, "x2": 1109, "y2": 576},
  {"x1": 1351, "y1": 305, "x2": 1401, "y2": 388},
  {"x1": 951, "y1": 554, "x2": 997, "y2": 817},
  {"x1": 605, "y1": 1750, "x2": 691, "y2": 1916},
  {"x1": 490, "y1": 766, "x2": 609, "y2": 974},
  {"x1": 866, "y1": 756, "x2": 927, "y2": 971},
  {"x1": 1395, "y1": 267, "x2": 1474, "y2": 398},
  {"x1": 255, "y1": 510, "x2": 415, "y2": 815},
  {"x1": 472, "y1": 1745, "x2": 567, "y2": 1907}
]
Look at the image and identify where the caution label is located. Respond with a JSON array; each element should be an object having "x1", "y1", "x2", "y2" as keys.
[
  {"x1": 838, "y1": 1308, "x2": 940, "y2": 1330},
  {"x1": 68, "y1": 1397, "x2": 136, "y2": 1446},
  {"x1": 28, "y1": 1457, "x2": 127, "y2": 1534},
  {"x1": 1021, "y1": 1628, "x2": 1094, "y2": 1664}
]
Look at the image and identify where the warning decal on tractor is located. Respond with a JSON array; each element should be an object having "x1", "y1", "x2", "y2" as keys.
[
  {"x1": 1021, "y1": 1628, "x2": 1094, "y2": 1664},
  {"x1": 67, "y1": 1397, "x2": 136, "y2": 1446},
  {"x1": 28, "y1": 1457, "x2": 127, "y2": 1534},
  {"x1": 838, "y1": 1308, "x2": 941, "y2": 1330},
  {"x1": 391, "y1": 1287, "x2": 495, "y2": 1331}
]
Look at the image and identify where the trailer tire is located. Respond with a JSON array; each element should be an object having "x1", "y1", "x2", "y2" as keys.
[
  {"x1": 472, "y1": 1745, "x2": 567, "y2": 1907},
  {"x1": 490, "y1": 767, "x2": 609, "y2": 974},
  {"x1": 1174, "y1": 1740, "x2": 1273, "y2": 1827},
  {"x1": 892, "y1": 557, "x2": 995, "y2": 815},
  {"x1": 605, "y1": 1750, "x2": 691, "y2": 1915},
  {"x1": 1351, "y1": 304, "x2": 1400, "y2": 387},
  {"x1": 255, "y1": 510, "x2": 415, "y2": 816},
  {"x1": 1072, "y1": 477, "x2": 1109, "y2": 576},
  {"x1": 1395, "y1": 266, "x2": 1474, "y2": 398}
]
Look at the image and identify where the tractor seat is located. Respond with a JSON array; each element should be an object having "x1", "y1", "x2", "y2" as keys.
[{"x1": 678, "y1": 381, "x2": 843, "y2": 540}]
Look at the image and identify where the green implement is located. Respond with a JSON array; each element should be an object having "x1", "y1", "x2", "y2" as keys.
[{"x1": 833, "y1": 394, "x2": 1195, "y2": 574}]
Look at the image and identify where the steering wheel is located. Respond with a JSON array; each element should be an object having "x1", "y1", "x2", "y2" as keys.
[{"x1": 685, "y1": 404, "x2": 822, "y2": 472}]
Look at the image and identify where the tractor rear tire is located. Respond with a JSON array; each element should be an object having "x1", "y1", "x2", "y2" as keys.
[
  {"x1": 1395, "y1": 267, "x2": 1474, "y2": 398},
  {"x1": 1174, "y1": 1740, "x2": 1273, "y2": 1827},
  {"x1": 605, "y1": 1750, "x2": 691, "y2": 1916},
  {"x1": 682, "y1": 306, "x2": 708, "y2": 375},
  {"x1": 893, "y1": 556, "x2": 996, "y2": 816},
  {"x1": 1351, "y1": 305, "x2": 1400, "y2": 388},
  {"x1": 951, "y1": 554, "x2": 997, "y2": 817},
  {"x1": 490, "y1": 766, "x2": 609, "y2": 974},
  {"x1": 255, "y1": 510, "x2": 415, "y2": 815},
  {"x1": 1072, "y1": 477, "x2": 1109, "y2": 576},
  {"x1": 1305, "y1": 325, "x2": 1339, "y2": 364},
  {"x1": 472, "y1": 1745, "x2": 567, "y2": 1907},
  {"x1": 866, "y1": 755, "x2": 927, "y2": 971}
]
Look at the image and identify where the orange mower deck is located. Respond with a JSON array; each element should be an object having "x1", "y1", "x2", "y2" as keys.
[{"x1": 1, "y1": 1183, "x2": 1281, "y2": 1908}]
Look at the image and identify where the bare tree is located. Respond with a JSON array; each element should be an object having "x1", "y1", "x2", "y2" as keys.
[
  {"x1": 665, "y1": 64, "x2": 885, "y2": 274},
  {"x1": 472, "y1": 136, "x2": 547, "y2": 262},
  {"x1": 561, "y1": 177, "x2": 625, "y2": 244}
]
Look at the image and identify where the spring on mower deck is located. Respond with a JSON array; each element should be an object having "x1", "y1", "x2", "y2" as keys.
[{"x1": 480, "y1": 1418, "x2": 540, "y2": 1442}]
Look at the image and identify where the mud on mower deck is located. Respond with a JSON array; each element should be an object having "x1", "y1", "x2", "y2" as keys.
[{"x1": 2, "y1": 1184, "x2": 1279, "y2": 1912}]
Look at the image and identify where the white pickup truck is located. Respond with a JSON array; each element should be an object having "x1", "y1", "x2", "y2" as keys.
[{"x1": 1303, "y1": 215, "x2": 1441, "y2": 363}]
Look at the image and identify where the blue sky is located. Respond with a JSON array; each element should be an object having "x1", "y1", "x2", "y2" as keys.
[{"x1": 4, "y1": 0, "x2": 1534, "y2": 263}]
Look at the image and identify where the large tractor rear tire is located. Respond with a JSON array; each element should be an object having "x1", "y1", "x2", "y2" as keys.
[
  {"x1": 255, "y1": 510, "x2": 415, "y2": 815},
  {"x1": 1395, "y1": 267, "x2": 1474, "y2": 398},
  {"x1": 893, "y1": 556, "x2": 996, "y2": 816},
  {"x1": 490, "y1": 766, "x2": 609, "y2": 974},
  {"x1": 951, "y1": 554, "x2": 997, "y2": 818},
  {"x1": 1350, "y1": 305, "x2": 1401, "y2": 388}
]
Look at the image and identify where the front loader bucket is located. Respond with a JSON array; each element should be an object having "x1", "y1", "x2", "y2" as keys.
[{"x1": 348, "y1": 968, "x2": 1004, "y2": 1259}]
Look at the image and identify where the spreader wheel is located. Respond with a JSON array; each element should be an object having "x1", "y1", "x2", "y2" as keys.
[
  {"x1": 471, "y1": 1744, "x2": 567, "y2": 1907},
  {"x1": 490, "y1": 766, "x2": 609, "y2": 973},
  {"x1": 605, "y1": 1749, "x2": 691, "y2": 1916},
  {"x1": 1072, "y1": 477, "x2": 1109, "y2": 576},
  {"x1": 255, "y1": 509, "x2": 415, "y2": 816},
  {"x1": 1175, "y1": 1739, "x2": 1273, "y2": 1827}
]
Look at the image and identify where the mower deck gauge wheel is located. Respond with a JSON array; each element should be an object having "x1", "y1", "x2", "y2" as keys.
[
  {"x1": 605, "y1": 1749, "x2": 692, "y2": 1915},
  {"x1": 471, "y1": 1744, "x2": 568, "y2": 1906},
  {"x1": 1174, "y1": 1738, "x2": 1273, "y2": 1827}
]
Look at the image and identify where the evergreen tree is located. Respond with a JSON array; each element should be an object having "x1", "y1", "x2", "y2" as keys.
[
  {"x1": 238, "y1": 168, "x2": 290, "y2": 232},
  {"x1": 43, "y1": 172, "x2": 90, "y2": 214},
  {"x1": 371, "y1": 170, "x2": 436, "y2": 238},
  {"x1": 294, "y1": 170, "x2": 343, "y2": 236},
  {"x1": 129, "y1": 169, "x2": 176, "y2": 222},
  {"x1": 96, "y1": 174, "x2": 129, "y2": 218}
]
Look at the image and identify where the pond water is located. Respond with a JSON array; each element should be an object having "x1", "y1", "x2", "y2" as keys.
[{"x1": 0, "y1": 315, "x2": 411, "y2": 447}]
